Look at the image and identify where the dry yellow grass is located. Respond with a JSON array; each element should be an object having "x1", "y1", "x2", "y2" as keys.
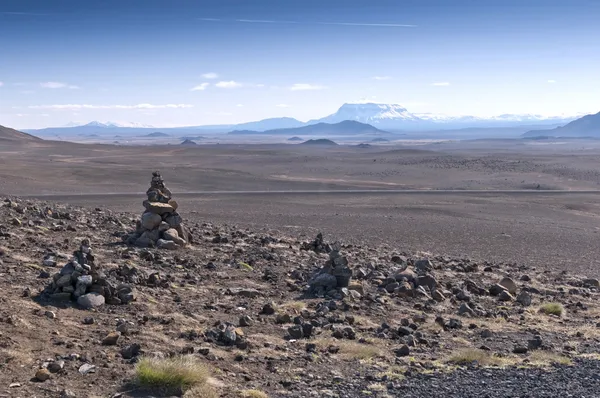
[
  {"x1": 529, "y1": 351, "x2": 572, "y2": 366},
  {"x1": 539, "y1": 302, "x2": 564, "y2": 317},
  {"x1": 313, "y1": 338, "x2": 383, "y2": 360},
  {"x1": 239, "y1": 389, "x2": 269, "y2": 398},
  {"x1": 447, "y1": 349, "x2": 512, "y2": 367},
  {"x1": 183, "y1": 383, "x2": 220, "y2": 398},
  {"x1": 135, "y1": 355, "x2": 210, "y2": 394}
]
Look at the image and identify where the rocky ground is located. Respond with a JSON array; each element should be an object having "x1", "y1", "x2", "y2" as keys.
[{"x1": 0, "y1": 196, "x2": 599, "y2": 398}]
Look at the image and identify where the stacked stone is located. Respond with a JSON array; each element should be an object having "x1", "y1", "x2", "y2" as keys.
[
  {"x1": 44, "y1": 239, "x2": 135, "y2": 309},
  {"x1": 128, "y1": 171, "x2": 189, "y2": 249},
  {"x1": 308, "y1": 239, "x2": 353, "y2": 296}
]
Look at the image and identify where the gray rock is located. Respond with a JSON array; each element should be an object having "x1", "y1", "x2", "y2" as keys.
[
  {"x1": 288, "y1": 325, "x2": 304, "y2": 339},
  {"x1": 117, "y1": 284, "x2": 135, "y2": 304},
  {"x1": 481, "y1": 328, "x2": 493, "y2": 338},
  {"x1": 78, "y1": 363, "x2": 96, "y2": 375},
  {"x1": 583, "y1": 278, "x2": 600, "y2": 288},
  {"x1": 395, "y1": 268, "x2": 416, "y2": 283},
  {"x1": 56, "y1": 274, "x2": 72, "y2": 288},
  {"x1": 394, "y1": 344, "x2": 410, "y2": 357},
  {"x1": 165, "y1": 213, "x2": 183, "y2": 227},
  {"x1": 121, "y1": 343, "x2": 141, "y2": 359},
  {"x1": 163, "y1": 228, "x2": 179, "y2": 241},
  {"x1": 432, "y1": 290, "x2": 446, "y2": 301},
  {"x1": 229, "y1": 287, "x2": 261, "y2": 298},
  {"x1": 309, "y1": 273, "x2": 338, "y2": 292},
  {"x1": 74, "y1": 275, "x2": 93, "y2": 297},
  {"x1": 157, "y1": 239, "x2": 178, "y2": 250},
  {"x1": 516, "y1": 291, "x2": 532, "y2": 306},
  {"x1": 158, "y1": 221, "x2": 170, "y2": 232},
  {"x1": 489, "y1": 283, "x2": 508, "y2": 296},
  {"x1": 415, "y1": 259, "x2": 433, "y2": 274},
  {"x1": 458, "y1": 303, "x2": 474, "y2": 315},
  {"x1": 498, "y1": 290, "x2": 515, "y2": 302},
  {"x1": 144, "y1": 201, "x2": 175, "y2": 215},
  {"x1": 239, "y1": 315, "x2": 254, "y2": 327},
  {"x1": 60, "y1": 389, "x2": 77, "y2": 398},
  {"x1": 47, "y1": 360, "x2": 64, "y2": 373},
  {"x1": 499, "y1": 277, "x2": 518, "y2": 295},
  {"x1": 222, "y1": 326, "x2": 237, "y2": 345},
  {"x1": 395, "y1": 281, "x2": 414, "y2": 297},
  {"x1": 77, "y1": 293, "x2": 105, "y2": 309},
  {"x1": 141, "y1": 212, "x2": 162, "y2": 230},
  {"x1": 416, "y1": 274, "x2": 437, "y2": 293},
  {"x1": 528, "y1": 335, "x2": 543, "y2": 350}
]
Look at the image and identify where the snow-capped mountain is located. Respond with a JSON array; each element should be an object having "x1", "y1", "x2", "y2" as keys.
[
  {"x1": 65, "y1": 121, "x2": 155, "y2": 128},
  {"x1": 310, "y1": 103, "x2": 422, "y2": 126},
  {"x1": 310, "y1": 103, "x2": 579, "y2": 130}
]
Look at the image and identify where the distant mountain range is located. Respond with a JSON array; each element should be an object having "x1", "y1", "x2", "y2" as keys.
[
  {"x1": 229, "y1": 120, "x2": 388, "y2": 136},
  {"x1": 522, "y1": 111, "x2": 600, "y2": 138},
  {"x1": 64, "y1": 121, "x2": 156, "y2": 128},
  {"x1": 24, "y1": 102, "x2": 582, "y2": 138}
]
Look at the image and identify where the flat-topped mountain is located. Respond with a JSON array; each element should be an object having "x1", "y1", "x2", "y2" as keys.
[{"x1": 229, "y1": 120, "x2": 389, "y2": 136}]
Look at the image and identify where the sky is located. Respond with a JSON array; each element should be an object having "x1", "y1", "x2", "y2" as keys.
[{"x1": 1, "y1": 0, "x2": 600, "y2": 129}]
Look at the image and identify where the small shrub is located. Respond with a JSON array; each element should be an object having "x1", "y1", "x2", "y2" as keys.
[
  {"x1": 240, "y1": 390, "x2": 269, "y2": 398},
  {"x1": 136, "y1": 355, "x2": 209, "y2": 394},
  {"x1": 447, "y1": 349, "x2": 503, "y2": 366},
  {"x1": 539, "y1": 303, "x2": 564, "y2": 317}
]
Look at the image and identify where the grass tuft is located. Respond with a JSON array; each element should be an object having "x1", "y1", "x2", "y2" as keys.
[
  {"x1": 539, "y1": 302, "x2": 564, "y2": 317},
  {"x1": 447, "y1": 349, "x2": 505, "y2": 367},
  {"x1": 183, "y1": 383, "x2": 219, "y2": 398},
  {"x1": 136, "y1": 355, "x2": 210, "y2": 394},
  {"x1": 529, "y1": 351, "x2": 572, "y2": 366},
  {"x1": 239, "y1": 390, "x2": 269, "y2": 398}
]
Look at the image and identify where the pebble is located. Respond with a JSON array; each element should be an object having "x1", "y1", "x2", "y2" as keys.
[{"x1": 35, "y1": 368, "x2": 51, "y2": 382}]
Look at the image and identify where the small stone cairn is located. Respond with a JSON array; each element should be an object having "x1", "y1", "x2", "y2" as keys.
[
  {"x1": 43, "y1": 239, "x2": 134, "y2": 309},
  {"x1": 125, "y1": 171, "x2": 190, "y2": 249},
  {"x1": 307, "y1": 238, "x2": 353, "y2": 296}
]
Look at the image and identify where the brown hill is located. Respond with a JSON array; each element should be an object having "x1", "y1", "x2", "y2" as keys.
[{"x1": 0, "y1": 124, "x2": 42, "y2": 142}]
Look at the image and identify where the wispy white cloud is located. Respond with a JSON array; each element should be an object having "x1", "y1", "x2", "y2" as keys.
[
  {"x1": 191, "y1": 82, "x2": 210, "y2": 91},
  {"x1": 236, "y1": 104, "x2": 244, "y2": 107},
  {"x1": 217, "y1": 111, "x2": 233, "y2": 116},
  {"x1": 547, "y1": 80, "x2": 556, "y2": 83},
  {"x1": 29, "y1": 104, "x2": 193, "y2": 110},
  {"x1": 215, "y1": 80, "x2": 243, "y2": 88},
  {"x1": 431, "y1": 82, "x2": 450, "y2": 86},
  {"x1": 276, "y1": 104, "x2": 290, "y2": 108},
  {"x1": 1, "y1": 12, "x2": 51, "y2": 16},
  {"x1": 202, "y1": 72, "x2": 218, "y2": 79},
  {"x1": 0, "y1": 82, "x2": 3, "y2": 87},
  {"x1": 372, "y1": 76, "x2": 391, "y2": 81},
  {"x1": 40, "y1": 82, "x2": 79, "y2": 89},
  {"x1": 289, "y1": 83, "x2": 327, "y2": 91},
  {"x1": 198, "y1": 18, "x2": 416, "y2": 28}
]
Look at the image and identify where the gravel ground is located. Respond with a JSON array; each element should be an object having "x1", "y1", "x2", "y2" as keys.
[{"x1": 398, "y1": 359, "x2": 600, "y2": 398}]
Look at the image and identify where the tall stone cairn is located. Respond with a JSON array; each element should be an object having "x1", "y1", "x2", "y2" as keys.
[{"x1": 126, "y1": 171, "x2": 190, "y2": 249}]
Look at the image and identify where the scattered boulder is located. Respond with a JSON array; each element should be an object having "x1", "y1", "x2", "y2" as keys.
[
  {"x1": 35, "y1": 368, "x2": 51, "y2": 382},
  {"x1": 499, "y1": 277, "x2": 518, "y2": 295}
]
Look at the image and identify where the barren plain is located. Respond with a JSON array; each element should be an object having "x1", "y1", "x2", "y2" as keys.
[{"x1": 1, "y1": 136, "x2": 600, "y2": 397}]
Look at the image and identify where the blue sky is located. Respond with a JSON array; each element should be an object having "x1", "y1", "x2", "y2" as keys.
[{"x1": 1, "y1": 0, "x2": 599, "y2": 128}]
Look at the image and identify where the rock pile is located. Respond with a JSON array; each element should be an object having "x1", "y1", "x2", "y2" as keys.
[
  {"x1": 307, "y1": 238, "x2": 353, "y2": 296},
  {"x1": 42, "y1": 239, "x2": 135, "y2": 308},
  {"x1": 124, "y1": 171, "x2": 190, "y2": 249}
]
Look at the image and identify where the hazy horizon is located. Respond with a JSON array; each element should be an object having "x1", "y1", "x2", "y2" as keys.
[{"x1": 1, "y1": 0, "x2": 600, "y2": 129}]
